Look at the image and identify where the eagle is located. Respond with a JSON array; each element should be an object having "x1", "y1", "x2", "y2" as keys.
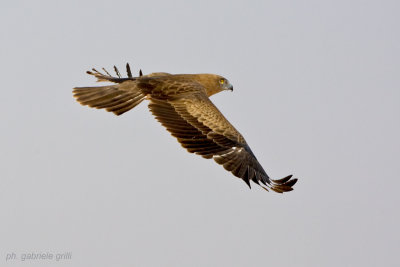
[{"x1": 73, "y1": 64, "x2": 298, "y2": 193}]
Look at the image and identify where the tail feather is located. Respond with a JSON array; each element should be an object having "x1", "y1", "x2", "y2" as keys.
[
  {"x1": 73, "y1": 85, "x2": 145, "y2": 116},
  {"x1": 73, "y1": 63, "x2": 146, "y2": 116},
  {"x1": 95, "y1": 94, "x2": 138, "y2": 109},
  {"x1": 76, "y1": 89, "x2": 121, "y2": 103},
  {"x1": 109, "y1": 98, "x2": 144, "y2": 115},
  {"x1": 105, "y1": 94, "x2": 144, "y2": 113}
]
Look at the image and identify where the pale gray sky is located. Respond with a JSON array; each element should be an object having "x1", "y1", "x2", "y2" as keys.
[{"x1": 1, "y1": 0, "x2": 399, "y2": 266}]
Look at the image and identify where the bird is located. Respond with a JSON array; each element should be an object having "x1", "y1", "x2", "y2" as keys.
[{"x1": 73, "y1": 63, "x2": 298, "y2": 193}]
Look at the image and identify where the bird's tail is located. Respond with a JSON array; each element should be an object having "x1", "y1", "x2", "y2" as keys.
[{"x1": 73, "y1": 64, "x2": 145, "y2": 116}]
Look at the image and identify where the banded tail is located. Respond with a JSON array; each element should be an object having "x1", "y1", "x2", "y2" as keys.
[{"x1": 73, "y1": 64, "x2": 145, "y2": 116}]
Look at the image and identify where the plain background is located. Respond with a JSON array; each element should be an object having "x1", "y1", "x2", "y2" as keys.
[{"x1": 1, "y1": 0, "x2": 399, "y2": 266}]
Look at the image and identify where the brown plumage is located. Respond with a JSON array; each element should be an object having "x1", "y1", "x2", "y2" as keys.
[{"x1": 73, "y1": 63, "x2": 298, "y2": 192}]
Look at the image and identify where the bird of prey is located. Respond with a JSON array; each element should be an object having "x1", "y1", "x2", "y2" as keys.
[{"x1": 73, "y1": 63, "x2": 298, "y2": 193}]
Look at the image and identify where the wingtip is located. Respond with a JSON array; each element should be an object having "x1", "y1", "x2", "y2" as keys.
[
  {"x1": 269, "y1": 174, "x2": 298, "y2": 193},
  {"x1": 273, "y1": 174, "x2": 292, "y2": 183},
  {"x1": 126, "y1": 63, "x2": 133, "y2": 78},
  {"x1": 243, "y1": 178, "x2": 252, "y2": 189}
]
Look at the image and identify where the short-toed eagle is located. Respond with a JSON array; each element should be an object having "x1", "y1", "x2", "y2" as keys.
[{"x1": 73, "y1": 64, "x2": 298, "y2": 192}]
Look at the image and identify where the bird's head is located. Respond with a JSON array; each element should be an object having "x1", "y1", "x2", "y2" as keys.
[
  {"x1": 217, "y1": 76, "x2": 233, "y2": 92},
  {"x1": 194, "y1": 74, "x2": 233, "y2": 97}
]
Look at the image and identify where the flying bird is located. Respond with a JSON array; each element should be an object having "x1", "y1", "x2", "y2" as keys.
[{"x1": 73, "y1": 64, "x2": 298, "y2": 192}]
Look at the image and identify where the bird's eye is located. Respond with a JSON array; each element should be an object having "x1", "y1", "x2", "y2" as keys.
[{"x1": 219, "y1": 79, "x2": 225, "y2": 84}]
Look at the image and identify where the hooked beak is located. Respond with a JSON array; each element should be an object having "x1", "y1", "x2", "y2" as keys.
[{"x1": 226, "y1": 83, "x2": 233, "y2": 91}]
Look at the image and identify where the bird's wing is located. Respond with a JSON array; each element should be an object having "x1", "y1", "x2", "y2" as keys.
[{"x1": 149, "y1": 92, "x2": 297, "y2": 192}]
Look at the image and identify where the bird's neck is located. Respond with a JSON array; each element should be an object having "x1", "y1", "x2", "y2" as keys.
[{"x1": 187, "y1": 74, "x2": 222, "y2": 97}]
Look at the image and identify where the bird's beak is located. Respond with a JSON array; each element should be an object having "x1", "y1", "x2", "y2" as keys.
[{"x1": 227, "y1": 83, "x2": 233, "y2": 91}]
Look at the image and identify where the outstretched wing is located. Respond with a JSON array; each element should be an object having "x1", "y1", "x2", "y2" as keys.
[{"x1": 149, "y1": 92, "x2": 297, "y2": 192}]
